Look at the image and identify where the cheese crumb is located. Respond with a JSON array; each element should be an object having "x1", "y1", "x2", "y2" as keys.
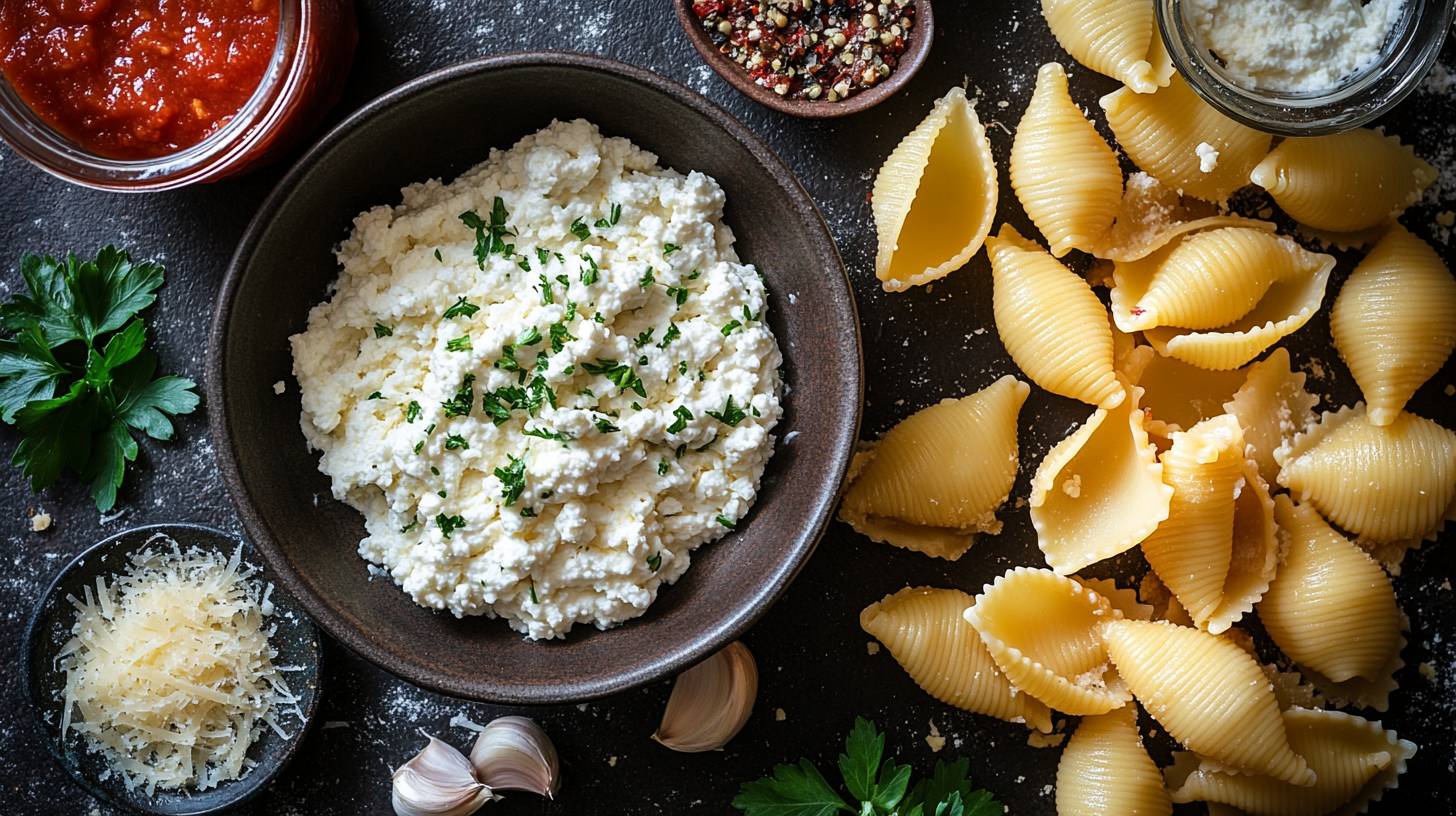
[
  {"x1": 1196, "y1": 142, "x2": 1219, "y2": 173},
  {"x1": 866, "y1": 641, "x2": 881, "y2": 655},
  {"x1": 775, "y1": 708, "x2": 786, "y2": 721},
  {"x1": 31, "y1": 512, "x2": 51, "y2": 532},
  {"x1": 1061, "y1": 473, "x2": 1082, "y2": 498},
  {"x1": 1027, "y1": 731, "x2": 1066, "y2": 748},
  {"x1": 608, "y1": 756, "x2": 618, "y2": 767},
  {"x1": 1441, "y1": 579, "x2": 1451, "y2": 591},
  {"x1": 1419, "y1": 662, "x2": 1437, "y2": 681},
  {"x1": 925, "y1": 721, "x2": 945, "y2": 752},
  {"x1": 272, "y1": 380, "x2": 285, "y2": 395},
  {"x1": 1437, "y1": 211, "x2": 1456, "y2": 227}
]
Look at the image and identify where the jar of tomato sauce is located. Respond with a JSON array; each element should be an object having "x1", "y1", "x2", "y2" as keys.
[{"x1": 0, "y1": 0, "x2": 356, "y2": 190}]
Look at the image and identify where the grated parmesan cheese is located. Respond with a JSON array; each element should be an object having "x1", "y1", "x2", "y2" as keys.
[{"x1": 58, "y1": 539, "x2": 298, "y2": 795}]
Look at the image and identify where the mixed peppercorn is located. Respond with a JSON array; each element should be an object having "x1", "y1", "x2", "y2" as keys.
[{"x1": 692, "y1": 0, "x2": 916, "y2": 102}]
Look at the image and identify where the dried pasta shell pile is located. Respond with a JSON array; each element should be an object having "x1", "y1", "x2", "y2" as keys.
[{"x1": 848, "y1": 2, "x2": 1454, "y2": 814}]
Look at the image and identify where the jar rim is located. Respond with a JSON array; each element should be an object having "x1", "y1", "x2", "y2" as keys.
[{"x1": 0, "y1": 0, "x2": 303, "y2": 190}]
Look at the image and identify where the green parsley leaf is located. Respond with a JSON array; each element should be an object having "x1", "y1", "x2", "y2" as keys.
[
  {"x1": 435, "y1": 513, "x2": 466, "y2": 538},
  {"x1": 517, "y1": 257, "x2": 531, "y2": 273},
  {"x1": 658, "y1": 322, "x2": 681, "y2": 349},
  {"x1": 639, "y1": 266, "x2": 655, "y2": 288},
  {"x1": 578, "y1": 388, "x2": 594, "y2": 398},
  {"x1": 647, "y1": 552, "x2": 662, "y2": 571},
  {"x1": 580, "y1": 254, "x2": 600, "y2": 286},
  {"x1": 442, "y1": 373, "x2": 475, "y2": 418},
  {"x1": 494, "y1": 454, "x2": 527, "y2": 506},
  {"x1": 722, "y1": 319, "x2": 742, "y2": 336},
  {"x1": 582, "y1": 358, "x2": 645, "y2": 397},
  {"x1": 459, "y1": 198, "x2": 513, "y2": 268},
  {"x1": 443, "y1": 297, "x2": 479, "y2": 319},
  {"x1": 667, "y1": 405, "x2": 693, "y2": 434},
  {"x1": 521, "y1": 507, "x2": 537, "y2": 518},
  {"x1": 539, "y1": 275, "x2": 554, "y2": 304},
  {"x1": 686, "y1": 270, "x2": 701, "y2": 280},
  {"x1": 570, "y1": 218, "x2": 592, "y2": 241},
  {"x1": 528, "y1": 576, "x2": 539, "y2": 603},
  {"x1": 675, "y1": 443, "x2": 686, "y2": 459},
  {"x1": 401, "y1": 519, "x2": 418, "y2": 533},
  {"x1": 594, "y1": 417, "x2": 619, "y2": 434},
  {"x1": 374, "y1": 322, "x2": 393, "y2": 338},
  {"x1": 664, "y1": 285, "x2": 688, "y2": 307},
  {"x1": 664, "y1": 242, "x2": 681, "y2": 256},
  {"x1": 744, "y1": 304, "x2": 761, "y2": 322},
  {"x1": 696, "y1": 436, "x2": 716, "y2": 452},
  {"x1": 480, "y1": 391, "x2": 512, "y2": 426},
  {"x1": 444, "y1": 434, "x2": 469, "y2": 451},
  {"x1": 527, "y1": 375, "x2": 557, "y2": 414},
  {"x1": 413, "y1": 440, "x2": 425, "y2": 454},
  {"x1": 657, "y1": 459, "x2": 670, "y2": 476},
  {"x1": 631, "y1": 401, "x2": 642, "y2": 411},
  {"x1": 405, "y1": 400, "x2": 422, "y2": 423},
  {"x1": 595, "y1": 202, "x2": 621, "y2": 229},
  {"x1": 434, "y1": 249, "x2": 443, "y2": 262},
  {"x1": 732, "y1": 759, "x2": 848, "y2": 816},
  {"x1": 425, "y1": 423, "x2": 436, "y2": 434},
  {"x1": 678, "y1": 361, "x2": 689, "y2": 376},
  {"x1": 593, "y1": 312, "x2": 605, "y2": 323},
  {"x1": 367, "y1": 391, "x2": 383, "y2": 400},
  {"x1": 716, "y1": 514, "x2": 735, "y2": 529},
  {"x1": 707, "y1": 395, "x2": 747, "y2": 427},
  {"x1": 536, "y1": 248, "x2": 550, "y2": 265},
  {"x1": 517, "y1": 326, "x2": 542, "y2": 346},
  {"x1": 839, "y1": 717, "x2": 884, "y2": 803},
  {"x1": 550, "y1": 321, "x2": 576, "y2": 353},
  {"x1": 430, "y1": 466, "x2": 439, "y2": 476},
  {"x1": 634, "y1": 328, "x2": 655, "y2": 347},
  {"x1": 523, "y1": 426, "x2": 570, "y2": 442},
  {"x1": 446, "y1": 335, "x2": 472, "y2": 352}
]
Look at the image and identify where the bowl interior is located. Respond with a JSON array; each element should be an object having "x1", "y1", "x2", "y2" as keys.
[
  {"x1": 209, "y1": 53, "x2": 862, "y2": 704},
  {"x1": 22, "y1": 524, "x2": 323, "y2": 816}
]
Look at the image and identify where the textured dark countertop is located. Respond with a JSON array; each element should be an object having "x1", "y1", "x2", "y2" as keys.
[{"x1": 3, "y1": 3, "x2": 1455, "y2": 814}]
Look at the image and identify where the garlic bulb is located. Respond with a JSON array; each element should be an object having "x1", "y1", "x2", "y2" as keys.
[
  {"x1": 469, "y1": 716, "x2": 561, "y2": 799},
  {"x1": 653, "y1": 641, "x2": 758, "y2": 752},
  {"x1": 392, "y1": 734, "x2": 497, "y2": 816}
]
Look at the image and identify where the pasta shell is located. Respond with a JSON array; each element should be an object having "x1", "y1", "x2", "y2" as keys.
[
  {"x1": 1055, "y1": 706, "x2": 1172, "y2": 816},
  {"x1": 840, "y1": 376, "x2": 1029, "y2": 560},
  {"x1": 1079, "y1": 576, "x2": 1154, "y2": 621},
  {"x1": 872, "y1": 87, "x2": 998, "y2": 292},
  {"x1": 1329, "y1": 223, "x2": 1456, "y2": 426},
  {"x1": 1167, "y1": 708, "x2": 1417, "y2": 816},
  {"x1": 1360, "y1": 496, "x2": 1456, "y2": 576},
  {"x1": 1275, "y1": 403, "x2": 1456, "y2": 543},
  {"x1": 1262, "y1": 664, "x2": 1328, "y2": 713},
  {"x1": 1114, "y1": 227, "x2": 1333, "y2": 332},
  {"x1": 1040, "y1": 0, "x2": 1158, "y2": 92},
  {"x1": 987, "y1": 225, "x2": 1123, "y2": 408},
  {"x1": 1136, "y1": 353, "x2": 1249, "y2": 437},
  {"x1": 1140, "y1": 415, "x2": 1277, "y2": 633},
  {"x1": 1101, "y1": 619, "x2": 1316, "y2": 786},
  {"x1": 1261, "y1": 497, "x2": 1402, "y2": 685},
  {"x1": 1100, "y1": 74, "x2": 1272, "y2": 203},
  {"x1": 1010, "y1": 63, "x2": 1124, "y2": 257},
  {"x1": 1030, "y1": 375, "x2": 1174, "y2": 574},
  {"x1": 964, "y1": 568, "x2": 1131, "y2": 715},
  {"x1": 1223, "y1": 348, "x2": 1320, "y2": 486},
  {"x1": 1250, "y1": 129, "x2": 1438, "y2": 234},
  {"x1": 1138, "y1": 571, "x2": 1196, "y2": 627},
  {"x1": 1094, "y1": 173, "x2": 1267, "y2": 261},
  {"x1": 861, "y1": 587, "x2": 1053, "y2": 732},
  {"x1": 1298, "y1": 639, "x2": 1406, "y2": 714}
]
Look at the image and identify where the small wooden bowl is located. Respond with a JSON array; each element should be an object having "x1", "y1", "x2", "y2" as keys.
[{"x1": 675, "y1": 0, "x2": 935, "y2": 117}]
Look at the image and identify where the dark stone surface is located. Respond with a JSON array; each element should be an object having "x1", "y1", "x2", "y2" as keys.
[{"x1": 1, "y1": 3, "x2": 1454, "y2": 815}]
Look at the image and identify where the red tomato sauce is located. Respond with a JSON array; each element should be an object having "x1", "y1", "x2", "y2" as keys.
[{"x1": 0, "y1": 0, "x2": 279, "y2": 160}]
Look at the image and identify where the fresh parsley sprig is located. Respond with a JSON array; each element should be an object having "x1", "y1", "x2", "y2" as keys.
[
  {"x1": 0, "y1": 247, "x2": 200, "y2": 512},
  {"x1": 732, "y1": 718, "x2": 1000, "y2": 816},
  {"x1": 459, "y1": 197, "x2": 513, "y2": 268}
]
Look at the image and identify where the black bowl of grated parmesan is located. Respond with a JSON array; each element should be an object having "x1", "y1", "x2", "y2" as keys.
[{"x1": 22, "y1": 524, "x2": 322, "y2": 815}]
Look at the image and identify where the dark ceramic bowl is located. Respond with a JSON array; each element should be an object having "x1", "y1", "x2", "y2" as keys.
[
  {"x1": 207, "y1": 52, "x2": 863, "y2": 704},
  {"x1": 22, "y1": 524, "x2": 323, "y2": 815},
  {"x1": 675, "y1": 0, "x2": 934, "y2": 117}
]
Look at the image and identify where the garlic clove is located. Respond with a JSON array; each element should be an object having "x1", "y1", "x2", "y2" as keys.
[
  {"x1": 392, "y1": 734, "x2": 497, "y2": 816},
  {"x1": 652, "y1": 641, "x2": 758, "y2": 752},
  {"x1": 468, "y1": 716, "x2": 562, "y2": 799}
]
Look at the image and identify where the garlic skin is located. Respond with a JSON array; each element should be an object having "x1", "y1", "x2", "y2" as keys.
[
  {"x1": 392, "y1": 735, "x2": 497, "y2": 816},
  {"x1": 653, "y1": 641, "x2": 759, "y2": 752},
  {"x1": 469, "y1": 716, "x2": 561, "y2": 799}
]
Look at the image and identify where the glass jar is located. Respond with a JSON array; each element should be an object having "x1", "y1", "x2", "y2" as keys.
[
  {"x1": 0, "y1": 0, "x2": 357, "y2": 191},
  {"x1": 1157, "y1": 0, "x2": 1455, "y2": 136}
]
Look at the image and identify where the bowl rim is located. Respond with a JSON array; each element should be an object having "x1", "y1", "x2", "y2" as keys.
[
  {"x1": 673, "y1": 0, "x2": 934, "y2": 118},
  {"x1": 206, "y1": 50, "x2": 864, "y2": 704},
  {"x1": 20, "y1": 523, "x2": 323, "y2": 815}
]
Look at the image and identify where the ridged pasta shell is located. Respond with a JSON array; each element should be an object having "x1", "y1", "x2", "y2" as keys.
[
  {"x1": 1329, "y1": 223, "x2": 1456, "y2": 426},
  {"x1": 1261, "y1": 497, "x2": 1402, "y2": 685},
  {"x1": 1275, "y1": 403, "x2": 1456, "y2": 543},
  {"x1": 1101, "y1": 619, "x2": 1316, "y2": 786},
  {"x1": 987, "y1": 225, "x2": 1123, "y2": 408},
  {"x1": 1079, "y1": 576, "x2": 1154, "y2": 621},
  {"x1": 1250, "y1": 129, "x2": 1438, "y2": 234},
  {"x1": 1056, "y1": 706, "x2": 1172, "y2": 816},
  {"x1": 1030, "y1": 375, "x2": 1174, "y2": 574},
  {"x1": 1010, "y1": 63, "x2": 1125, "y2": 257},
  {"x1": 1359, "y1": 495, "x2": 1456, "y2": 576},
  {"x1": 1040, "y1": 0, "x2": 1157, "y2": 92},
  {"x1": 861, "y1": 587, "x2": 1053, "y2": 732},
  {"x1": 964, "y1": 568, "x2": 1131, "y2": 715},
  {"x1": 1262, "y1": 664, "x2": 1328, "y2": 712},
  {"x1": 1137, "y1": 353, "x2": 1249, "y2": 437},
  {"x1": 1223, "y1": 348, "x2": 1320, "y2": 486},
  {"x1": 1094, "y1": 172, "x2": 1271, "y2": 261},
  {"x1": 872, "y1": 87, "x2": 998, "y2": 292},
  {"x1": 1167, "y1": 708, "x2": 1417, "y2": 816},
  {"x1": 1100, "y1": 74, "x2": 1272, "y2": 203},
  {"x1": 1114, "y1": 227, "x2": 1334, "y2": 332},
  {"x1": 1298, "y1": 638, "x2": 1406, "y2": 714},
  {"x1": 1140, "y1": 415, "x2": 1277, "y2": 633},
  {"x1": 1138, "y1": 570, "x2": 1196, "y2": 627},
  {"x1": 840, "y1": 376, "x2": 1029, "y2": 560}
]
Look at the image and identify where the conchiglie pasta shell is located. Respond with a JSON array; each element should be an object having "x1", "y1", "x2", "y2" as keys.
[
  {"x1": 1223, "y1": 348, "x2": 1320, "y2": 486},
  {"x1": 1010, "y1": 63, "x2": 1125, "y2": 257},
  {"x1": 1138, "y1": 570, "x2": 1196, "y2": 627},
  {"x1": 1031, "y1": 376, "x2": 1174, "y2": 573},
  {"x1": 840, "y1": 376, "x2": 1029, "y2": 560},
  {"x1": 1094, "y1": 172, "x2": 1268, "y2": 261},
  {"x1": 1101, "y1": 619, "x2": 1315, "y2": 786},
  {"x1": 1262, "y1": 664, "x2": 1328, "y2": 713},
  {"x1": 1101, "y1": 74, "x2": 1272, "y2": 203},
  {"x1": 1261, "y1": 497, "x2": 1402, "y2": 685},
  {"x1": 1275, "y1": 403, "x2": 1456, "y2": 543},
  {"x1": 1167, "y1": 708, "x2": 1417, "y2": 816},
  {"x1": 1136, "y1": 352, "x2": 1249, "y2": 437},
  {"x1": 987, "y1": 225, "x2": 1123, "y2": 408},
  {"x1": 1330, "y1": 223, "x2": 1456, "y2": 426},
  {"x1": 1080, "y1": 576, "x2": 1155, "y2": 621},
  {"x1": 964, "y1": 568, "x2": 1130, "y2": 715},
  {"x1": 872, "y1": 87, "x2": 998, "y2": 291},
  {"x1": 1056, "y1": 706, "x2": 1172, "y2": 816},
  {"x1": 1040, "y1": 0, "x2": 1158, "y2": 92},
  {"x1": 861, "y1": 587, "x2": 1053, "y2": 731},
  {"x1": 1298, "y1": 638, "x2": 1406, "y2": 714},
  {"x1": 1251, "y1": 129, "x2": 1438, "y2": 233}
]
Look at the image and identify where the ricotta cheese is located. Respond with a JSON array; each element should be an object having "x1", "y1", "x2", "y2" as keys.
[
  {"x1": 291, "y1": 120, "x2": 783, "y2": 639},
  {"x1": 1187, "y1": 0, "x2": 1406, "y2": 92}
]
